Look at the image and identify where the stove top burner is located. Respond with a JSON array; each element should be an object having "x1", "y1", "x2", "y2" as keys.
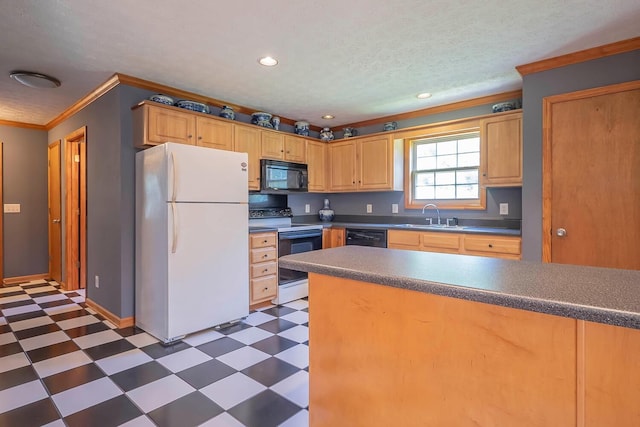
[{"x1": 248, "y1": 207, "x2": 293, "y2": 218}]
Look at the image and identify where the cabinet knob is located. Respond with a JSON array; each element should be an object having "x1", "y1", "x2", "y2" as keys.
[
  {"x1": 262, "y1": 254, "x2": 268, "y2": 258},
  {"x1": 188, "y1": 134, "x2": 193, "y2": 138},
  {"x1": 488, "y1": 244, "x2": 493, "y2": 248},
  {"x1": 198, "y1": 136, "x2": 202, "y2": 140},
  {"x1": 263, "y1": 268, "x2": 268, "y2": 273},
  {"x1": 263, "y1": 239, "x2": 268, "y2": 243}
]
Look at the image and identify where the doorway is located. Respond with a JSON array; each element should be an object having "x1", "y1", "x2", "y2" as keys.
[
  {"x1": 0, "y1": 142, "x2": 3, "y2": 283},
  {"x1": 64, "y1": 127, "x2": 87, "y2": 290},
  {"x1": 48, "y1": 141, "x2": 62, "y2": 282},
  {"x1": 542, "y1": 81, "x2": 640, "y2": 269}
]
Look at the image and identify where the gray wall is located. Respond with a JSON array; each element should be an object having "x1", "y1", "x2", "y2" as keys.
[
  {"x1": 521, "y1": 50, "x2": 640, "y2": 261},
  {"x1": 0, "y1": 126, "x2": 48, "y2": 277}
]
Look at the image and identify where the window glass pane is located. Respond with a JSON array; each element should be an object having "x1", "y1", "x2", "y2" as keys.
[
  {"x1": 415, "y1": 186, "x2": 434, "y2": 199},
  {"x1": 437, "y1": 140, "x2": 457, "y2": 155},
  {"x1": 458, "y1": 152, "x2": 479, "y2": 167},
  {"x1": 416, "y1": 156, "x2": 436, "y2": 170},
  {"x1": 416, "y1": 143, "x2": 436, "y2": 157},
  {"x1": 457, "y1": 184, "x2": 478, "y2": 199},
  {"x1": 458, "y1": 137, "x2": 480, "y2": 153},
  {"x1": 435, "y1": 171, "x2": 455, "y2": 185},
  {"x1": 416, "y1": 172, "x2": 435, "y2": 186},
  {"x1": 435, "y1": 185, "x2": 456, "y2": 199},
  {"x1": 436, "y1": 154, "x2": 457, "y2": 169},
  {"x1": 456, "y1": 169, "x2": 478, "y2": 184}
]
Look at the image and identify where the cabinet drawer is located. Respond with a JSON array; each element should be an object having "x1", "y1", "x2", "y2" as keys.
[
  {"x1": 251, "y1": 261, "x2": 277, "y2": 278},
  {"x1": 251, "y1": 276, "x2": 277, "y2": 300},
  {"x1": 251, "y1": 247, "x2": 277, "y2": 263},
  {"x1": 250, "y1": 233, "x2": 277, "y2": 249},
  {"x1": 463, "y1": 236, "x2": 521, "y2": 255},
  {"x1": 388, "y1": 230, "x2": 421, "y2": 248},
  {"x1": 421, "y1": 232, "x2": 460, "y2": 250}
]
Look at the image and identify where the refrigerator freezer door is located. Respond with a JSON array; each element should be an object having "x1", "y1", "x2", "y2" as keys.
[
  {"x1": 166, "y1": 202, "x2": 249, "y2": 339},
  {"x1": 138, "y1": 142, "x2": 248, "y2": 204}
]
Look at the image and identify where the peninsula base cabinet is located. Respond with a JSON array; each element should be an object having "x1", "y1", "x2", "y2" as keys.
[
  {"x1": 322, "y1": 227, "x2": 345, "y2": 249},
  {"x1": 388, "y1": 230, "x2": 521, "y2": 259},
  {"x1": 308, "y1": 273, "x2": 640, "y2": 427},
  {"x1": 249, "y1": 232, "x2": 277, "y2": 307}
]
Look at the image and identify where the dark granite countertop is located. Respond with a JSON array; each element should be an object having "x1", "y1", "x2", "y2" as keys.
[
  {"x1": 279, "y1": 246, "x2": 640, "y2": 329},
  {"x1": 249, "y1": 226, "x2": 278, "y2": 233}
]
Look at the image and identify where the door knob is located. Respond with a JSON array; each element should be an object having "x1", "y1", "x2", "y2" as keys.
[
  {"x1": 556, "y1": 228, "x2": 567, "y2": 237},
  {"x1": 52, "y1": 219, "x2": 61, "y2": 223}
]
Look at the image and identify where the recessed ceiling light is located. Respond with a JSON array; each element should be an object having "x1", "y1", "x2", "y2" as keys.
[
  {"x1": 9, "y1": 70, "x2": 61, "y2": 88},
  {"x1": 258, "y1": 56, "x2": 278, "y2": 66},
  {"x1": 322, "y1": 115, "x2": 335, "y2": 120},
  {"x1": 417, "y1": 92, "x2": 432, "y2": 99}
]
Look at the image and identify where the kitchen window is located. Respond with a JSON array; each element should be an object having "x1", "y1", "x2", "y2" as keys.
[{"x1": 404, "y1": 122, "x2": 485, "y2": 210}]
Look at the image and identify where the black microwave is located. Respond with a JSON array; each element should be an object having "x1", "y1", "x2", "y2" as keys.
[{"x1": 260, "y1": 159, "x2": 308, "y2": 192}]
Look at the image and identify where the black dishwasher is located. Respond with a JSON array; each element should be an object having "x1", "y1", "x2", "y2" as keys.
[{"x1": 345, "y1": 228, "x2": 387, "y2": 248}]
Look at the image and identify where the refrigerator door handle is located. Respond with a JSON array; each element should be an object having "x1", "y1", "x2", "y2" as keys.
[
  {"x1": 170, "y1": 201, "x2": 178, "y2": 253},
  {"x1": 170, "y1": 151, "x2": 177, "y2": 203}
]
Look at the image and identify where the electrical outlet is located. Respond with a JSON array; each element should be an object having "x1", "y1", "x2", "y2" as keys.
[
  {"x1": 3, "y1": 204, "x2": 20, "y2": 213},
  {"x1": 366, "y1": 204, "x2": 373, "y2": 213},
  {"x1": 499, "y1": 203, "x2": 509, "y2": 215},
  {"x1": 95, "y1": 275, "x2": 100, "y2": 288},
  {"x1": 305, "y1": 204, "x2": 310, "y2": 213},
  {"x1": 392, "y1": 203, "x2": 399, "y2": 214}
]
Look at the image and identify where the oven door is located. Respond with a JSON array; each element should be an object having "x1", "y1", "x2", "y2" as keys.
[{"x1": 278, "y1": 229, "x2": 322, "y2": 285}]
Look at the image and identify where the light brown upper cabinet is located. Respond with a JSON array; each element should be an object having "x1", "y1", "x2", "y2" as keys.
[
  {"x1": 133, "y1": 102, "x2": 233, "y2": 150},
  {"x1": 328, "y1": 135, "x2": 403, "y2": 192},
  {"x1": 261, "y1": 131, "x2": 307, "y2": 163},
  {"x1": 195, "y1": 116, "x2": 233, "y2": 151},
  {"x1": 480, "y1": 112, "x2": 522, "y2": 186},
  {"x1": 234, "y1": 125, "x2": 261, "y2": 191},
  {"x1": 306, "y1": 139, "x2": 327, "y2": 192}
]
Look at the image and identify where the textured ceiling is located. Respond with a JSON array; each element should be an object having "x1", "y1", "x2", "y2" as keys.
[{"x1": 0, "y1": 0, "x2": 638, "y2": 127}]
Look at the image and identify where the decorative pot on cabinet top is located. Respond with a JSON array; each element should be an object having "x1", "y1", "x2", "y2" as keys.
[{"x1": 319, "y1": 127, "x2": 334, "y2": 142}]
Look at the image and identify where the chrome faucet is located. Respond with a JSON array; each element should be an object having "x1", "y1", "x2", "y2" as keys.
[{"x1": 422, "y1": 203, "x2": 440, "y2": 225}]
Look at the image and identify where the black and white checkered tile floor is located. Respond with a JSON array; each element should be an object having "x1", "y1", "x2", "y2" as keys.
[{"x1": 0, "y1": 280, "x2": 309, "y2": 426}]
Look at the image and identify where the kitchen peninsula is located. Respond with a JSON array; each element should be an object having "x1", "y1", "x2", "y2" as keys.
[{"x1": 280, "y1": 246, "x2": 640, "y2": 426}]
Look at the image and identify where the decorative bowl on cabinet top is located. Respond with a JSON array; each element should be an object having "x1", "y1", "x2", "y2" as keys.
[
  {"x1": 219, "y1": 105, "x2": 235, "y2": 120},
  {"x1": 251, "y1": 112, "x2": 273, "y2": 128},
  {"x1": 492, "y1": 102, "x2": 516, "y2": 113},
  {"x1": 148, "y1": 94, "x2": 175, "y2": 105},
  {"x1": 319, "y1": 127, "x2": 334, "y2": 142},
  {"x1": 294, "y1": 121, "x2": 310, "y2": 136},
  {"x1": 175, "y1": 100, "x2": 210, "y2": 114}
]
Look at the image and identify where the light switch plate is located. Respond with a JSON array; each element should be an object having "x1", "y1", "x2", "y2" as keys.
[
  {"x1": 4, "y1": 204, "x2": 20, "y2": 213},
  {"x1": 499, "y1": 203, "x2": 509, "y2": 215},
  {"x1": 305, "y1": 204, "x2": 310, "y2": 213},
  {"x1": 366, "y1": 204, "x2": 373, "y2": 213},
  {"x1": 392, "y1": 204, "x2": 399, "y2": 214}
]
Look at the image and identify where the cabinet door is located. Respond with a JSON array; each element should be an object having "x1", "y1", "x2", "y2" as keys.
[
  {"x1": 284, "y1": 135, "x2": 306, "y2": 163},
  {"x1": 196, "y1": 116, "x2": 233, "y2": 151},
  {"x1": 328, "y1": 140, "x2": 357, "y2": 191},
  {"x1": 147, "y1": 105, "x2": 196, "y2": 145},
  {"x1": 261, "y1": 131, "x2": 285, "y2": 159},
  {"x1": 307, "y1": 140, "x2": 327, "y2": 192},
  {"x1": 481, "y1": 113, "x2": 522, "y2": 186},
  {"x1": 358, "y1": 136, "x2": 392, "y2": 190},
  {"x1": 234, "y1": 125, "x2": 262, "y2": 190},
  {"x1": 330, "y1": 228, "x2": 345, "y2": 247}
]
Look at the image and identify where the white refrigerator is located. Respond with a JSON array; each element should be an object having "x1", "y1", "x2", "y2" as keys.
[{"x1": 135, "y1": 142, "x2": 249, "y2": 344}]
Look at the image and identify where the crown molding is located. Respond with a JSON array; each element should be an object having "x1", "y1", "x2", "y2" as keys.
[
  {"x1": 516, "y1": 37, "x2": 640, "y2": 76},
  {"x1": 0, "y1": 119, "x2": 46, "y2": 130},
  {"x1": 340, "y1": 90, "x2": 523, "y2": 130}
]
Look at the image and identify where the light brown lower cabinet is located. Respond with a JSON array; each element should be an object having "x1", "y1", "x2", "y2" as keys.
[
  {"x1": 249, "y1": 232, "x2": 277, "y2": 306},
  {"x1": 388, "y1": 229, "x2": 521, "y2": 259},
  {"x1": 309, "y1": 272, "x2": 640, "y2": 427},
  {"x1": 322, "y1": 227, "x2": 345, "y2": 249}
]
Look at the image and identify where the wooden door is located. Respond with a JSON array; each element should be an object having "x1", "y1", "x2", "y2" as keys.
[
  {"x1": 48, "y1": 141, "x2": 62, "y2": 282},
  {"x1": 284, "y1": 135, "x2": 306, "y2": 163},
  {"x1": 328, "y1": 140, "x2": 357, "y2": 191},
  {"x1": 64, "y1": 127, "x2": 87, "y2": 290},
  {"x1": 358, "y1": 136, "x2": 391, "y2": 190},
  {"x1": 261, "y1": 130, "x2": 284, "y2": 159},
  {"x1": 147, "y1": 105, "x2": 195, "y2": 145},
  {"x1": 543, "y1": 81, "x2": 640, "y2": 269},
  {"x1": 234, "y1": 125, "x2": 262, "y2": 190},
  {"x1": 482, "y1": 113, "x2": 522, "y2": 186},
  {"x1": 306, "y1": 140, "x2": 326, "y2": 192},
  {"x1": 195, "y1": 116, "x2": 233, "y2": 150}
]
